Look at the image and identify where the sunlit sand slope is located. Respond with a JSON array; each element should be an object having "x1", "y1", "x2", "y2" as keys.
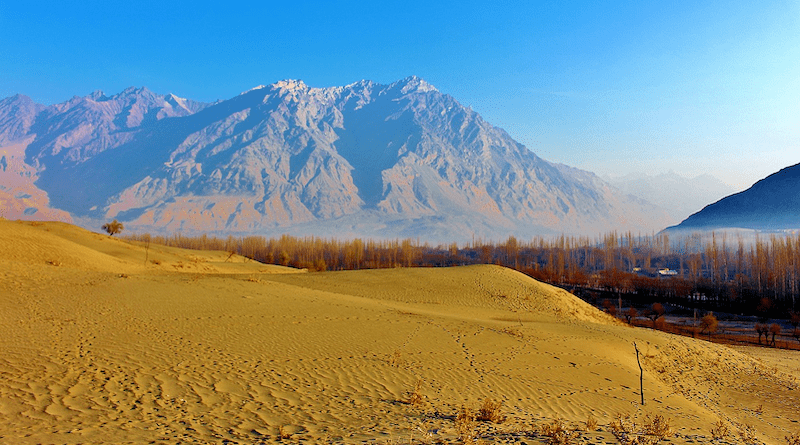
[
  {"x1": 0, "y1": 219, "x2": 299, "y2": 275},
  {"x1": 0, "y1": 220, "x2": 797, "y2": 444}
]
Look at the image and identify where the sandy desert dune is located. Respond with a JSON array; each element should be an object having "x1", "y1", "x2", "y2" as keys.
[{"x1": 0, "y1": 219, "x2": 798, "y2": 444}]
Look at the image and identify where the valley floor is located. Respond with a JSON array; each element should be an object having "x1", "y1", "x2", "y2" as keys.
[{"x1": 0, "y1": 220, "x2": 798, "y2": 444}]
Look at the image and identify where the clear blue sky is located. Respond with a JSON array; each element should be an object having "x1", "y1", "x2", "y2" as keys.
[{"x1": 2, "y1": 0, "x2": 798, "y2": 190}]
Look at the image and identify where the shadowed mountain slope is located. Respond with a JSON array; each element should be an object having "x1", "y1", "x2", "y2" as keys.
[{"x1": 668, "y1": 162, "x2": 800, "y2": 232}]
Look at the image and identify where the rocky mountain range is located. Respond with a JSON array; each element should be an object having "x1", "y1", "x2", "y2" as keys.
[
  {"x1": 1, "y1": 77, "x2": 673, "y2": 242},
  {"x1": 666, "y1": 162, "x2": 800, "y2": 233}
]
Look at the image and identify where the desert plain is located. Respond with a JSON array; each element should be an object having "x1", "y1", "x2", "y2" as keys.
[{"x1": 0, "y1": 219, "x2": 798, "y2": 444}]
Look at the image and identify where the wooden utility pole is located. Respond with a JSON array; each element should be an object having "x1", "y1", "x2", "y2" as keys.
[{"x1": 634, "y1": 342, "x2": 644, "y2": 405}]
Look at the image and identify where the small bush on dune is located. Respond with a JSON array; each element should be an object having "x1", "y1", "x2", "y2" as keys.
[
  {"x1": 403, "y1": 379, "x2": 424, "y2": 407},
  {"x1": 642, "y1": 415, "x2": 671, "y2": 441},
  {"x1": 609, "y1": 413, "x2": 635, "y2": 438},
  {"x1": 277, "y1": 425, "x2": 291, "y2": 440},
  {"x1": 102, "y1": 219, "x2": 124, "y2": 236},
  {"x1": 540, "y1": 417, "x2": 580, "y2": 445},
  {"x1": 737, "y1": 424, "x2": 759, "y2": 444},
  {"x1": 476, "y1": 398, "x2": 505, "y2": 423},
  {"x1": 610, "y1": 413, "x2": 672, "y2": 445},
  {"x1": 585, "y1": 414, "x2": 598, "y2": 431},
  {"x1": 710, "y1": 419, "x2": 729, "y2": 440},
  {"x1": 455, "y1": 406, "x2": 477, "y2": 444},
  {"x1": 786, "y1": 432, "x2": 800, "y2": 445},
  {"x1": 387, "y1": 350, "x2": 404, "y2": 367}
]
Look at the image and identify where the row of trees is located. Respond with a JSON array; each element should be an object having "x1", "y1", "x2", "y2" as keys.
[
  {"x1": 610, "y1": 300, "x2": 800, "y2": 346},
  {"x1": 126, "y1": 230, "x2": 800, "y2": 318}
]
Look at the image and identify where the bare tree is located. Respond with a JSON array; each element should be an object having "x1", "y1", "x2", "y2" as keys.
[
  {"x1": 624, "y1": 307, "x2": 638, "y2": 324},
  {"x1": 142, "y1": 233, "x2": 151, "y2": 264},
  {"x1": 602, "y1": 299, "x2": 617, "y2": 317},
  {"x1": 644, "y1": 303, "x2": 666, "y2": 329},
  {"x1": 792, "y1": 311, "x2": 800, "y2": 344},
  {"x1": 755, "y1": 323, "x2": 769, "y2": 345},
  {"x1": 791, "y1": 311, "x2": 800, "y2": 331},
  {"x1": 769, "y1": 323, "x2": 781, "y2": 347},
  {"x1": 757, "y1": 298, "x2": 773, "y2": 321}
]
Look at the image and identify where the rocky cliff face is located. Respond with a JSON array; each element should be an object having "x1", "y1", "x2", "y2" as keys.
[{"x1": 1, "y1": 77, "x2": 670, "y2": 242}]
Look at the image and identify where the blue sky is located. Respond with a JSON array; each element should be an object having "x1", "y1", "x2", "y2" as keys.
[{"x1": 2, "y1": 1, "x2": 798, "y2": 190}]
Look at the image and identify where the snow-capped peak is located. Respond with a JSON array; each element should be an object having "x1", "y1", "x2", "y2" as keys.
[
  {"x1": 395, "y1": 75, "x2": 438, "y2": 94},
  {"x1": 242, "y1": 85, "x2": 267, "y2": 95},
  {"x1": 165, "y1": 93, "x2": 190, "y2": 112},
  {"x1": 273, "y1": 79, "x2": 308, "y2": 92}
]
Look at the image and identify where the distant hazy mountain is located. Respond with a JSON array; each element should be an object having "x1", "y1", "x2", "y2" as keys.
[
  {"x1": 666, "y1": 162, "x2": 800, "y2": 232},
  {"x1": 1, "y1": 77, "x2": 672, "y2": 242},
  {"x1": 604, "y1": 171, "x2": 736, "y2": 223},
  {"x1": 0, "y1": 88, "x2": 209, "y2": 222}
]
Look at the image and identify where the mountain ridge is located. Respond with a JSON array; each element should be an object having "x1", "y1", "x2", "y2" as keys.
[
  {"x1": 666, "y1": 162, "x2": 800, "y2": 232},
  {"x1": 1, "y1": 77, "x2": 672, "y2": 242}
]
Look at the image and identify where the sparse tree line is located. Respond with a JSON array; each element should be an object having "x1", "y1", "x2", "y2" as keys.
[
  {"x1": 614, "y1": 299, "x2": 800, "y2": 348},
  {"x1": 125, "y1": 230, "x2": 800, "y2": 327}
]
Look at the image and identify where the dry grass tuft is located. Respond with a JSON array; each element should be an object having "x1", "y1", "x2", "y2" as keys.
[
  {"x1": 455, "y1": 406, "x2": 477, "y2": 444},
  {"x1": 710, "y1": 419, "x2": 729, "y2": 440},
  {"x1": 45, "y1": 259, "x2": 62, "y2": 266},
  {"x1": 500, "y1": 326, "x2": 524, "y2": 338},
  {"x1": 737, "y1": 424, "x2": 758, "y2": 444},
  {"x1": 609, "y1": 413, "x2": 635, "y2": 437},
  {"x1": 642, "y1": 415, "x2": 671, "y2": 441},
  {"x1": 786, "y1": 432, "x2": 800, "y2": 445},
  {"x1": 409, "y1": 418, "x2": 439, "y2": 445},
  {"x1": 402, "y1": 379, "x2": 424, "y2": 406},
  {"x1": 388, "y1": 350, "x2": 404, "y2": 367},
  {"x1": 476, "y1": 398, "x2": 505, "y2": 423},
  {"x1": 246, "y1": 275, "x2": 261, "y2": 283},
  {"x1": 540, "y1": 417, "x2": 580, "y2": 445},
  {"x1": 585, "y1": 414, "x2": 598, "y2": 431},
  {"x1": 609, "y1": 413, "x2": 672, "y2": 445},
  {"x1": 277, "y1": 425, "x2": 291, "y2": 440}
]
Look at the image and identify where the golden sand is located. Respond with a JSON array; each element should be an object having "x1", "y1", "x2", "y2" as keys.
[{"x1": 0, "y1": 219, "x2": 797, "y2": 444}]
